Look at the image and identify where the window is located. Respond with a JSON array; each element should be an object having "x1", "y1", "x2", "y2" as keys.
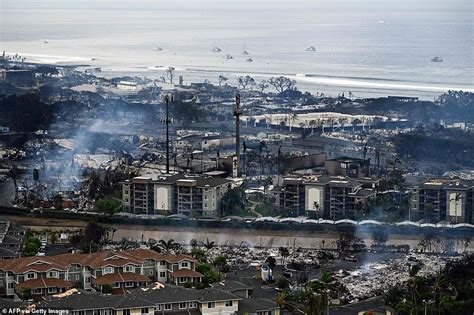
[
  {"x1": 75, "y1": 274, "x2": 80, "y2": 281},
  {"x1": 85, "y1": 277, "x2": 91, "y2": 283},
  {"x1": 181, "y1": 262, "x2": 189, "y2": 268},
  {"x1": 180, "y1": 277, "x2": 187, "y2": 283},
  {"x1": 141, "y1": 308, "x2": 148, "y2": 315},
  {"x1": 207, "y1": 302, "x2": 215, "y2": 309},
  {"x1": 148, "y1": 270, "x2": 153, "y2": 275},
  {"x1": 125, "y1": 281, "x2": 134, "y2": 288},
  {"x1": 189, "y1": 302, "x2": 197, "y2": 308},
  {"x1": 48, "y1": 287, "x2": 57, "y2": 293},
  {"x1": 47, "y1": 271, "x2": 58, "y2": 278},
  {"x1": 156, "y1": 305, "x2": 162, "y2": 311},
  {"x1": 103, "y1": 267, "x2": 113, "y2": 274},
  {"x1": 123, "y1": 310, "x2": 131, "y2": 315},
  {"x1": 164, "y1": 304, "x2": 172, "y2": 311},
  {"x1": 179, "y1": 302, "x2": 187, "y2": 309},
  {"x1": 33, "y1": 288, "x2": 42, "y2": 294},
  {"x1": 112, "y1": 283, "x2": 120, "y2": 288},
  {"x1": 159, "y1": 272, "x2": 166, "y2": 278},
  {"x1": 8, "y1": 283, "x2": 14, "y2": 289},
  {"x1": 26, "y1": 272, "x2": 36, "y2": 279},
  {"x1": 225, "y1": 301, "x2": 233, "y2": 307},
  {"x1": 124, "y1": 265, "x2": 134, "y2": 273},
  {"x1": 160, "y1": 261, "x2": 166, "y2": 266}
]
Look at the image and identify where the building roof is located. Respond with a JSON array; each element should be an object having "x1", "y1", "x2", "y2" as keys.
[
  {"x1": 0, "y1": 249, "x2": 196, "y2": 274},
  {"x1": 40, "y1": 285, "x2": 240, "y2": 311},
  {"x1": 131, "y1": 285, "x2": 239, "y2": 304},
  {"x1": 93, "y1": 272, "x2": 151, "y2": 286},
  {"x1": 0, "y1": 297, "x2": 27, "y2": 308},
  {"x1": 170, "y1": 269, "x2": 203, "y2": 278},
  {"x1": 16, "y1": 277, "x2": 73, "y2": 290},
  {"x1": 237, "y1": 298, "x2": 279, "y2": 313},
  {"x1": 0, "y1": 247, "x2": 19, "y2": 259},
  {"x1": 213, "y1": 280, "x2": 252, "y2": 292}
]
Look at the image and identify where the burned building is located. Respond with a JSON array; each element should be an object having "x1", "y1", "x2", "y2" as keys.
[
  {"x1": 325, "y1": 156, "x2": 370, "y2": 178},
  {"x1": 279, "y1": 178, "x2": 306, "y2": 216}
]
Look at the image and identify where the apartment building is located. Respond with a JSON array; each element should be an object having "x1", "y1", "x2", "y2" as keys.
[
  {"x1": 279, "y1": 178, "x2": 305, "y2": 216},
  {"x1": 410, "y1": 179, "x2": 474, "y2": 223},
  {"x1": 0, "y1": 221, "x2": 26, "y2": 260},
  {"x1": 305, "y1": 176, "x2": 377, "y2": 219},
  {"x1": 0, "y1": 249, "x2": 201, "y2": 299},
  {"x1": 122, "y1": 174, "x2": 232, "y2": 216},
  {"x1": 276, "y1": 176, "x2": 377, "y2": 219},
  {"x1": 37, "y1": 284, "x2": 279, "y2": 315}
]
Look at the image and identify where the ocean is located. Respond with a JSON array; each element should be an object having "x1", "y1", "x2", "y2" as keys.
[{"x1": 1, "y1": 0, "x2": 472, "y2": 99}]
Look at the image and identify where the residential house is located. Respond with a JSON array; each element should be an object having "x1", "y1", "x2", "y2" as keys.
[{"x1": 0, "y1": 249, "x2": 201, "y2": 299}]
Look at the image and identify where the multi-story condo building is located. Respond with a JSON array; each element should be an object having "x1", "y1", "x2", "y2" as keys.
[
  {"x1": 122, "y1": 174, "x2": 232, "y2": 216},
  {"x1": 410, "y1": 179, "x2": 474, "y2": 223},
  {"x1": 277, "y1": 176, "x2": 377, "y2": 219},
  {"x1": 279, "y1": 178, "x2": 305, "y2": 216},
  {"x1": 0, "y1": 249, "x2": 201, "y2": 299}
]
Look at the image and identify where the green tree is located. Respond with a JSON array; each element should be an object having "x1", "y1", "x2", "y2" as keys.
[
  {"x1": 220, "y1": 188, "x2": 245, "y2": 216},
  {"x1": 95, "y1": 198, "x2": 121, "y2": 215},
  {"x1": 276, "y1": 276, "x2": 289, "y2": 289},
  {"x1": 196, "y1": 263, "x2": 221, "y2": 287},
  {"x1": 101, "y1": 284, "x2": 113, "y2": 294},
  {"x1": 20, "y1": 288, "x2": 32, "y2": 301}
]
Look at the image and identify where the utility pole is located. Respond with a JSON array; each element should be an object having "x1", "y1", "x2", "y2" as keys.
[
  {"x1": 234, "y1": 93, "x2": 241, "y2": 176},
  {"x1": 164, "y1": 94, "x2": 173, "y2": 174}
]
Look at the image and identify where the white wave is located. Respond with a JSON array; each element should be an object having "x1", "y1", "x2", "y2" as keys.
[
  {"x1": 292, "y1": 74, "x2": 474, "y2": 93},
  {"x1": 7, "y1": 52, "x2": 92, "y2": 64}
]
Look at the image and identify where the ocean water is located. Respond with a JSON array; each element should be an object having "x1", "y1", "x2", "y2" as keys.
[{"x1": 1, "y1": 0, "x2": 472, "y2": 99}]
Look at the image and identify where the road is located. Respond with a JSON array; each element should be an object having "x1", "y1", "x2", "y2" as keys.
[{"x1": 0, "y1": 179, "x2": 15, "y2": 207}]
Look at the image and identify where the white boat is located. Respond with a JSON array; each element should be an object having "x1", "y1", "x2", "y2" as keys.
[
  {"x1": 246, "y1": 58, "x2": 253, "y2": 62},
  {"x1": 431, "y1": 56, "x2": 443, "y2": 62},
  {"x1": 212, "y1": 47, "x2": 222, "y2": 52},
  {"x1": 242, "y1": 41, "x2": 250, "y2": 55},
  {"x1": 305, "y1": 46, "x2": 316, "y2": 52},
  {"x1": 153, "y1": 47, "x2": 162, "y2": 51},
  {"x1": 226, "y1": 54, "x2": 233, "y2": 59}
]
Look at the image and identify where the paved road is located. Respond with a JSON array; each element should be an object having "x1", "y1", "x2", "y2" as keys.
[{"x1": 0, "y1": 179, "x2": 15, "y2": 207}]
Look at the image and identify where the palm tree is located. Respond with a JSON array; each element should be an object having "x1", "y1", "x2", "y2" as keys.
[
  {"x1": 158, "y1": 239, "x2": 181, "y2": 253},
  {"x1": 433, "y1": 273, "x2": 449, "y2": 315},
  {"x1": 201, "y1": 238, "x2": 216, "y2": 250},
  {"x1": 306, "y1": 290, "x2": 326, "y2": 315},
  {"x1": 276, "y1": 291, "x2": 290, "y2": 310},
  {"x1": 449, "y1": 193, "x2": 462, "y2": 223},
  {"x1": 408, "y1": 265, "x2": 421, "y2": 312}
]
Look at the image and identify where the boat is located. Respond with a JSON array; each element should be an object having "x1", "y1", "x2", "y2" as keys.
[
  {"x1": 153, "y1": 47, "x2": 162, "y2": 51},
  {"x1": 305, "y1": 46, "x2": 316, "y2": 52},
  {"x1": 44, "y1": 41, "x2": 48, "y2": 44},
  {"x1": 226, "y1": 54, "x2": 233, "y2": 59},
  {"x1": 246, "y1": 58, "x2": 253, "y2": 62},
  {"x1": 431, "y1": 56, "x2": 443, "y2": 62},
  {"x1": 242, "y1": 41, "x2": 249, "y2": 55},
  {"x1": 212, "y1": 47, "x2": 222, "y2": 52}
]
